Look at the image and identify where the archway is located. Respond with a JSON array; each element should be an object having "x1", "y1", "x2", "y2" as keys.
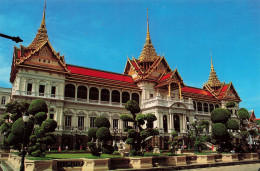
[
  {"x1": 163, "y1": 115, "x2": 168, "y2": 133},
  {"x1": 174, "y1": 115, "x2": 180, "y2": 132}
]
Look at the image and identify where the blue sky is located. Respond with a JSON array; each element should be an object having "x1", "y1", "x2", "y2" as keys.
[{"x1": 0, "y1": 0, "x2": 259, "y2": 117}]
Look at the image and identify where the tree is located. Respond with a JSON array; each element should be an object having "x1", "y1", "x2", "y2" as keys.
[
  {"x1": 226, "y1": 101, "x2": 236, "y2": 108},
  {"x1": 87, "y1": 116, "x2": 114, "y2": 156},
  {"x1": 211, "y1": 108, "x2": 232, "y2": 152},
  {"x1": 120, "y1": 100, "x2": 159, "y2": 156}
]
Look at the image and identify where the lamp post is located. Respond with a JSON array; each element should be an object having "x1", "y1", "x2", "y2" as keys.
[{"x1": 20, "y1": 114, "x2": 29, "y2": 171}]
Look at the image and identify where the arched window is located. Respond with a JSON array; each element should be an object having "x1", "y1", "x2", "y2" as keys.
[
  {"x1": 89, "y1": 87, "x2": 99, "y2": 100},
  {"x1": 163, "y1": 115, "x2": 168, "y2": 133},
  {"x1": 112, "y1": 90, "x2": 120, "y2": 103},
  {"x1": 197, "y1": 102, "x2": 202, "y2": 111},
  {"x1": 101, "y1": 89, "x2": 110, "y2": 101},
  {"x1": 203, "y1": 103, "x2": 208, "y2": 112},
  {"x1": 132, "y1": 93, "x2": 139, "y2": 104},
  {"x1": 209, "y1": 104, "x2": 214, "y2": 112},
  {"x1": 122, "y1": 92, "x2": 130, "y2": 103},
  {"x1": 65, "y1": 84, "x2": 75, "y2": 98},
  {"x1": 215, "y1": 104, "x2": 220, "y2": 109},
  {"x1": 1, "y1": 96, "x2": 6, "y2": 105},
  {"x1": 193, "y1": 101, "x2": 197, "y2": 110},
  {"x1": 77, "y1": 86, "x2": 87, "y2": 99}
]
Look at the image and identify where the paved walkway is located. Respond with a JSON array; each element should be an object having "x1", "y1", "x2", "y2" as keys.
[{"x1": 183, "y1": 163, "x2": 260, "y2": 171}]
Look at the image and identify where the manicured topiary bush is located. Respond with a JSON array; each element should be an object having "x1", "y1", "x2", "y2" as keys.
[
  {"x1": 2, "y1": 113, "x2": 9, "y2": 120},
  {"x1": 226, "y1": 101, "x2": 236, "y2": 108},
  {"x1": 87, "y1": 128, "x2": 97, "y2": 140},
  {"x1": 238, "y1": 108, "x2": 250, "y2": 120},
  {"x1": 248, "y1": 129, "x2": 257, "y2": 136},
  {"x1": 227, "y1": 119, "x2": 239, "y2": 130},
  {"x1": 34, "y1": 112, "x2": 47, "y2": 125},
  {"x1": 94, "y1": 116, "x2": 110, "y2": 128},
  {"x1": 211, "y1": 108, "x2": 231, "y2": 124},
  {"x1": 96, "y1": 127, "x2": 112, "y2": 142},
  {"x1": 28, "y1": 99, "x2": 48, "y2": 115},
  {"x1": 125, "y1": 100, "x2": 140, "y2": 115},
  {"x1": 42, "y1": 119, "x2": 57, "y2": 132},
  {"x1": 212, "y1": 123, "x2": 229, "y2": 139}
]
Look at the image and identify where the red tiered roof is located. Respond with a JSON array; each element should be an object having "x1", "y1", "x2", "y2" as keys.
[
  {"x1": 160, "y1": 73, "x2": 173, "y2": 81},
  {"x1": 182, "y1": 86, "x2": 212, "y2": 96},
  {"x1": 67, "y1": 65, "x2": 134, "y2": 83}
]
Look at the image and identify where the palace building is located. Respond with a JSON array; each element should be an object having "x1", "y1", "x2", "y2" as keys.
[{"x1": 9, "y1": 5, "x2": 241, "y2": 150}]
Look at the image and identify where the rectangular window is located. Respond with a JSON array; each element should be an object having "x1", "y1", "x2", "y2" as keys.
[
  {"x1": 113, "y1": 119, "x2": 118, "y2": 129},
  {"x1": 78, "y1": 116, "x2": 84, "y2": 129},
  {"x1": 51, "y1": 86, "x2": 56, "y2": 97},
  {"x1": 65, "y1": 116, "x2": 72, "y2": 129},
  {"x1": 1, "y1": 96, "x2": 5, "y2": 105},
  {"x1": 39, "y1": 85, "x2": 45, "y2": 96},
  {"x1": 50, "y1": 114, "x2": 54, "y2": 119},
  {"x1": 123, "y1": 121, "x2": 128, "y2": 128},
  {"x1": 90, "y1": 117, "x2": 96, "y2": 127},
  {"x1": 27, "y1": 83, "x2": 32, "y2": 95}
]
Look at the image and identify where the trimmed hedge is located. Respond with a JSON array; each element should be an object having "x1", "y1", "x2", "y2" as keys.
[
  {"x1": 238, "y1": 108, "x2": 250, "y2": 120},
  {"x1": 41, "y1": 119, "x2": 57, "y2": 132},
  {"x1": 125, "y1": 100, "x2": 140, "y2": 115},
  {"x1": 96, "y1": 127, "x2": 111, "y2": 141},
  {"x1": 2, "y1": 113, "x2": 10, "y2": 120},
  {"x1": 28, "y1": 99, "x2": 48, "y2": 115},
  {"x1": 211, "y1": 108, "x2": 231, "y2": 124},
  {"x1": 227, "y1": 119, "x2": 239, "y2": 130},
  {"x1": 128, "y1": 129, "x2": 138, "y2": 138},
  {"x1": 226, "y1": 101, "x2": 236, "y2": 108},
  {"x1": 94, "y1": 116, "x2": 110, "y2": 128},
  {"x1": 35, "y1": 112, "x2": 47, "y2": 125},
  {"x1": 87, "y1": 128, "x2": 97, "y2": 140},
  {"x1": 212, "y1": 123, "x2": 229, "y2": 140},
  {"x1": 120, "y1": 114, "x2": 134, "y2": 122}
]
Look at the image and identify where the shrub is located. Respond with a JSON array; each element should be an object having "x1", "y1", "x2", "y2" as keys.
[
  {"x1": 120, "y1": 114, "x2": 134, "y2": 122},
  {"x1": 87, "y1": 128, "x2": 97, "y2": 140},
  {"x1": 125, "y1": 100, "x2": 140, "y2": 115},
  {"x1": 96, "y1": 127, "x2": 111, "y2": 141},
  {"x1": 146, "y1": 113, "x2": 157, "y2": 122},
  {"x1": 128, "y1": 129, "x2": 138, "y2": 138},
  {"x1": 136, "y1": 114, "x2": 146, "y2": 125},
  {"x1": 211, "y1": 108, "x2": 231, "y2": 124},
  {"x1": 34, "y1": 112, "x2": 47, "y2": 125},
  {"x1": 212, "y1": 123, "x2": 229, "y2": 140},
  {"x1": 94, "y1": 116, "x2": 110, "y2": 128},
  {"x1": 28, "y1": 99, "x2": 48, "y2": 115},
  {"x1": 129, "y1": 149, "x2": 142, "y2": 156},
  {"x1": 0, "y1": 122, "x2": 9, "y2": 133},
  {"x1": 41, "y1": 119, "x2": 57, "y2": 132},
  {"x1": 238, "y1": 108, "x2": 250, "y2": 120},
  {"x1": 2, "y1": 113, "x2": 9, "y2": 120},
  {"x1": 227, "y1": 119, "x2": 239, "y2": 130},
  {"x1": 87, "y1": 142, "x2": 100, "y2": 156},
  {"x1": 248, "y1": 129, "x2": 257, "y2": 136},
  {"x1": 126, "y1": 138, "x2": 135, "y2": 145},
  {"x1": 226, "y1": 101, "x2": 236, "y2": 108},
  {"x1": 102, "y1": 145, "x2": 114, "y2": 154}
]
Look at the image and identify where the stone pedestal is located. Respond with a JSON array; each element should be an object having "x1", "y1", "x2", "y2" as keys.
[
  {"x1": 222, "y1": 154, "x2": 239, "y2": 162},
  {"x1": 167, "y1": 156, "x2": 187, "y2": 166},
  {"x1": 129, "y1": 157, "x2": 152, "y2": 169},
  {"x1": 197, "y1": 155, "x2": 215, "y2": 164}
]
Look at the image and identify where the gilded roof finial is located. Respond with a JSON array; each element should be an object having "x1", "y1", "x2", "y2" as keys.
[
  {"x1": 206, "y1": 50, "x2": 221, "y2": 88},
  {"x1": 40, "y1": 0, "x2": 47, "y2": 29},
  {"x1": 210, "y1": 49, "x2": 214, "y2": 71},
  {"x1": 139, "y1": 8, "x2": 158, "y2": 62},
  {"x1": 28, "y1": 0, "x2": 48, "y2": 49}
]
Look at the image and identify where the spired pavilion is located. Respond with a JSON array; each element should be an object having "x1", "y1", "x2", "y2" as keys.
[{"x1": 9, "y1": 4, "x2": 241, "y2": 150}]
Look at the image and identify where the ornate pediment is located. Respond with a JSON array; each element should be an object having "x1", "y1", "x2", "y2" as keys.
[
  {"x1": 64, "y1": 109, "x2": 74, "y2": 115},
  {"x1": 77, "y1": 111, "x2": 86, "y2": 116},
  {"x1": 89, "y1": 112, "x2": 98, "y2": 117}
]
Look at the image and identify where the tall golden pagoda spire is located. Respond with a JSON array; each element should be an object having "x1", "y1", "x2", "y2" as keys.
[
  {"x1": 139, "y1": 8, "x2": 158, "y2": 62},
  {"x1": 206, "y1": 51, "x2": 222, "y2": 88},
  {"x1": 28, "y1": 0, "x2": 48, "y2": 49}
]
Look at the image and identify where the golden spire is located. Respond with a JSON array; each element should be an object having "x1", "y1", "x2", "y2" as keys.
[
  {"x1": 139, "y1": 8, "x2": 158, "y2": 62},
  {"x1": 28, "y1": 0, "x2": 48, "y2": 49},
  {"x1": 206, "y1": 51, "x2": 221, "y2": 88}
]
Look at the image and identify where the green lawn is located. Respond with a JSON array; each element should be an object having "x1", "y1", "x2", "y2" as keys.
[{"x1": 26, "y1": 153, "x2": 122, "y2": 160}]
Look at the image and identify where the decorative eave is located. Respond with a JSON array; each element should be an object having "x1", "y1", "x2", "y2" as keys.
[{"x1": 219, "y1": 82, "x2": 241, "y2": 102}]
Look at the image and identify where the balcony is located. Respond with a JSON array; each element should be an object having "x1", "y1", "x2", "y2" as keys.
[{"x1": 141, "y1": 96, "x2": 193, "y2": 109}]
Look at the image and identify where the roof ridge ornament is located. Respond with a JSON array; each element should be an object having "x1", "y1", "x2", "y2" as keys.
[
  {"x1": 139, "y1": 8, "x2": 158, "y2": 63},
  {"x1": 205, "y1": 50, "x2": 222, "y2": 89},
  {"x1": 28, "y1": 0, "x2": 48, "y2": 49}
]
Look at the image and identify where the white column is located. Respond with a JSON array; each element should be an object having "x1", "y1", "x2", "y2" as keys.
[
  {"x1": 87, "y1": 87, "x2": 90, "y2": 103},
  {"x1": 59, "y1": 108, "x2": 64, "y2": 130},
  {"x1": 75, "y1": 85, "x2": 78, "y2": 101},
  {"x1": 109, "y1": 90, "x2": 112, "y2": 105},
  {"x1": 98, "y1": 88, "x2": 101, "y2": 104},
  {"x1": 120, "y1": 91, "x2": 122, "y2": 106}
]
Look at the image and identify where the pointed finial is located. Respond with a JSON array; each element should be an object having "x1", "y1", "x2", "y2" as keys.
[
  {"x1": 40, "y1": 0, "x2": 46, "y2": 29},
  {"x1": 147, "y1": 8, "x2": 149, "y2": 33},
  {"x1": 210, "y1": 49, "x2": 214, "y2": 71}
]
